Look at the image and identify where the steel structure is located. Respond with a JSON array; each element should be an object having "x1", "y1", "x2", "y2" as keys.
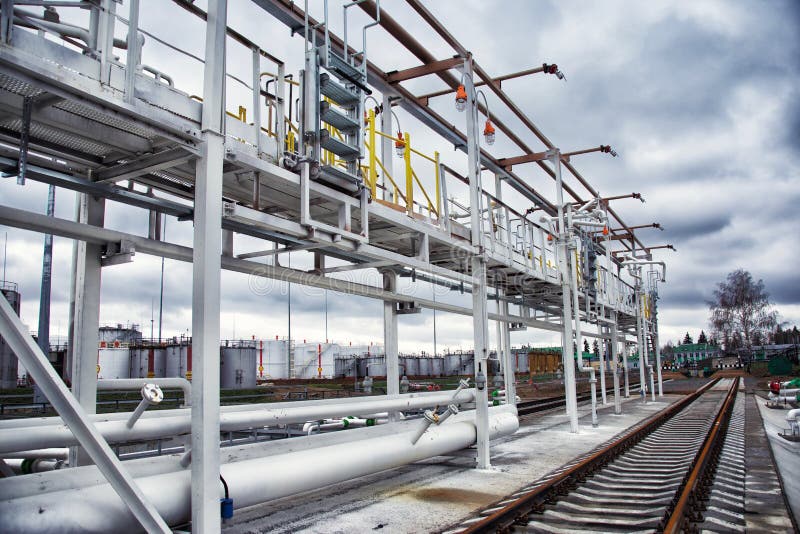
[{"x1": 0, "y1": 1, "x2": 669, "y2": 531}]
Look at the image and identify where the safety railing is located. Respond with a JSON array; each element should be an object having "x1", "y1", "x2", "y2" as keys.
[{"x1": 364, "y1": 109, "x2": 441, "y2": 220}]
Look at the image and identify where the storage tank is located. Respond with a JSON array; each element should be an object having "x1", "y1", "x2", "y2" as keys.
[
  {"x1": 220, "y1": 345, "x2": 256, "y2": 389},
  {"x1": 418, "y1": 357, "x2": 432, "y2": 377},
  {"x1": 365, "y1": 356, "x2": 386, "y2": 377},
  {"x1": 129, "y1": 347, "x2": 166, "y2": 378},
  {"x1": 444, "y1": 354, "x2": 461, "y2": 376},
  {"x1": 260, "y1": 339, "x2": 288, "y2": 379},
  {"x1": 97, "y1": 348, "x2": 130, "y2": 379},
  {"x1": 514, "y1": 351, "x2": 530, "y2": 373},
  {"x1": 430, "y1": 357, "x2": 444, "y2": 377},
  {"x1": 404, "y1": 357, "x2": 419, "y2": 377},
  {"x1": 462, "y1": 357, "x2": 475, "y2": 376},
  {"x1": 166, "y1": 343, "x2": 191, "y2": 379}
]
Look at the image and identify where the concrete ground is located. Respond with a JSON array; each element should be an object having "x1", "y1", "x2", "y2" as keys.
[
  {"x1": 755, "y1": 394, "x2": 800, "y2": 528},
  {"x1": 224, "y1": 394, "x2": 678, "y2": 534}
]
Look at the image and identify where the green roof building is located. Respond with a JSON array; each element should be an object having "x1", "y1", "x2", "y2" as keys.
[{"x1": 671, "y1": 343, "x2": 719, "y2": 364}]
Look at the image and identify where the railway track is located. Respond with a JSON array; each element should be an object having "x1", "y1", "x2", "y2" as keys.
[
  {"x1": 517, "y1": 381, "x2": 641, "y2": 416},
  {"x1": 446, "y1": 377, "x2": 740, "y2": 533}
]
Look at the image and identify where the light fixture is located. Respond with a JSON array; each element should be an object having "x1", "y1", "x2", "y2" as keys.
[
  {"x1": 455, "y1": 84, "x2": 467, "y2": 112},
  {"x1": 602, "y1": 225, "x2": 609, "y2": 236},
  {"x1": 600, "y1": 145, "x2": 618, "y2": 157},
  {"x1": 483, "y1": 119, "x2": 495, "y2": 145},
  {"x1": 543, "y1": 63, "x2": 565, "y2": 80},
  {"x1": 395, "y1": 132, "x2": 405, "y2": 158}
]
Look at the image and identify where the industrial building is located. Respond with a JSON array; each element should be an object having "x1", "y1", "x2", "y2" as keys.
[{"x1": 0, "y1": 2, "x2": 686, "y2": 532}]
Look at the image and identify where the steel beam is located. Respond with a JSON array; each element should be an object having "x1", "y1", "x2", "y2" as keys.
[
  {"x1": 385, "y1": 56, "x2": 463, "y2": 83},
  {"x1": 0, "y1": 283, "x2": 170, "y2": 533},
  {"x1": 497, "y1": 151, "x2": 549, "y2": 169},
  {"x1": 416, "y1": 65, "x2": 548, "y2": 103},
  {"x1": 95, "y1": 147, "x2": 196, "y2": 183}
]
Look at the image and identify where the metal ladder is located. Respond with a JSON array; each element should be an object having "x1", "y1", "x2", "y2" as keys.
[
  {"x1": 288, "y1": 339, "x2": 296, "y2": 379},
  {"x1": 293, "y1": 0, "x2": 380, "y2": 244}
]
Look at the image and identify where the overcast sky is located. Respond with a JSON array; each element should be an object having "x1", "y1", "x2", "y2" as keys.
[{"x1": 1, "y1": 0, "x2": 798, "y2": 352}]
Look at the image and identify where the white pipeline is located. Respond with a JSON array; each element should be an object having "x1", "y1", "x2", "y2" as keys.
[
  {"x1": 581, "y1": 365, "x2": 598, "y2": 427},
  {"x1": 0, "y1": 407, "x2": 518, "y2": 533},
  {"x1": 97, "y1": 378, "x2": 191, "y2": 407},
  {"x1": 786, "y1": 408, "x2": 800, "y2": 434},
  {"x1": 0, "y1": 390, "x2": 476, "y2": 454}
]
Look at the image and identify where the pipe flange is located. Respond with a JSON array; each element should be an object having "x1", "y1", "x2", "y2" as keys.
[{"x1": 141, "y1": 383, "x2": 164, "y2": 404}]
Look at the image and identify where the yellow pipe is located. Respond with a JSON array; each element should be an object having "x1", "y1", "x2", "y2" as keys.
[
  {"x1": 404, "y1": 132, "x2": 413, "y2": 216},
  {"x1": 368, "y1": 109, "x2": 377, "y2": 198}
]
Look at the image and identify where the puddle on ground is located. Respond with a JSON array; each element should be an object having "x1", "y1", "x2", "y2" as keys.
[{"x1": 408, "y1": 487, "x2": 497, "y2": 505}]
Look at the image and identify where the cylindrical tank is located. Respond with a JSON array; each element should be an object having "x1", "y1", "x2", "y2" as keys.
[
  {"x1": 431, "y1": 357, "x2": 444, "y2": 377},
  {"x1": 366, "y1": 356, "x2": 386, "y2": 377},
  {"x1": 418, "y1": 357, "x2": 432, "y2": 377},
  {"x1": 165, "y1": 344, "x2": 191, "y2": 379},
  {"x1": 221, "y1": 346, "x2": 256, "y2": 389},
  {"x1": 487, "y1": 358, "x2": 500, "y2": 376},
  {"x1": 515, "y1": 351, "x2": 529, "y2": 373},
  {"x1": 444, "y1": 354, "x2": 461, "y2": 376},
  {"x1": 97, "y1": 348, "x2": 130, "y2": 379},
  {"x1": 404, "y1": 357, "x2": 419, "y2": 377},
  {"x1": 129, "y1": 347, "x2": 166, "y2": 378}
]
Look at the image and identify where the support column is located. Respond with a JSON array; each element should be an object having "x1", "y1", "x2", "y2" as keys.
[
  {"x1": 383, "y1": 271, "x2": 399, "y2": 419},
  {"x1": 191, "y1": 1, "x2": 226, "y2": 532},
  {"x1": 636, "y1": 287, "x2": 647, "y2": 403},
  {"x1": 623, "y1": 340, "x2": 630, "y2": 398},
  {"x1": 654, "y1": 323, "x2": 663, "y2": 397},
  {"x1": 500, "y1": 298, "x2": 515, "y2": 406},
  {"x1": 552, "y1": 150, "x2": 579, "y2": 433},
  {"x1": 598, "y1": 321, "x2": 607, "y2": 405},
  {"x1": 68, "y1": 193, "x2": 104, "y2": 467},
  {"x1": 611, "y1": 314, "x2": 622, "y2": 415},
  {"x1": 465, "y1": 57, "x2": 491, "y2": 469}
]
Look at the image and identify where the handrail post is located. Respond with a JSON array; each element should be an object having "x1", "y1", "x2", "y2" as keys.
[
  {"x1": 368, "y1": 109, "x2": 377, "y2": 197},
  {"x1": 404, "y1": 132, "x2": 413, "y2": 216},
  {"x1": 434, "y1": 150, "x2": 441, "y2": 219}
]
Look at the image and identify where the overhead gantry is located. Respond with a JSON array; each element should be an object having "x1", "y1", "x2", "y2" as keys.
[{"x1": 0, "y1": 1, "x2": 671, "y2": 531}]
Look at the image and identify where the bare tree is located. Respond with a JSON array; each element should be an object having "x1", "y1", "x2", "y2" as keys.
[{"x1": 708, "y1": 269, "x2": 778, "y2": 355}]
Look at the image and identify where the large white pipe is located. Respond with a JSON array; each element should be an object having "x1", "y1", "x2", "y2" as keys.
[
  {"x1": 0, "y1": 390, "x2": 477, "y2": 454},
  {"x1": 0, "y1": 447, "x2": 68, "y2": 460},
  {"x1": 97, "y1": 378, "x2": 192, "y2": 407},
  {"x1": 0, "y1": 389, "x2": 463, "y2": 430},
  {"x1": 0, "y1": 408, "x2": 518, "y2": 533}
]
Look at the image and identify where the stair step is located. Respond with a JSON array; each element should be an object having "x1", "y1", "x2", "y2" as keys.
[
  {"x1": 326, "y1": 51, "x2": 365, "y2": 84},
  {"x1": 319, "y1": 130, "x2": 360, "y2": 160},
  {"x1": 320, "y1": 73, "x2": 360, "y2": 106},
  {"x1": 317, "y1": 165, "x2": 362, "y2": 194},
  {"x1": 320, "y1": 101, "x2": 360, "y2": 132}
]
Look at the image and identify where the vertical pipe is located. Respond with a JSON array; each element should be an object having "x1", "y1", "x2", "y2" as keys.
[
  {"x1": 465, "y1": 57, "x2": 491, "y2": 467},
  {"x1": 623, "y1": 341, "x2": 630, "y2": 398},
  {"x1": 501, "y1": 298, "x2": 515, "y2": 406},
  {"x1": 434, "y1": 151, "x2": 441, "y2": 218},
  {"x1": 192, "y1": 0, "x2": 226, "y2": 531},
  {"x1": 654, "y1": 326, "x2": 663, "y2": 397}
]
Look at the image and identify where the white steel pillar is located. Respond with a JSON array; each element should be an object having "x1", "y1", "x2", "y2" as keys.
[
  {"x1": 610, "y1": 314, "x2": 622, "y2": 415},
  {"x1": 191, "y1": 1, "x2": 226, "y2": 532},
  {"x1": 383, "y1": 270, "x2": 399, "y2": 420},
  {"x1": 68, "y1": 193, "x2": 104, "y2": 467},
  {"x1": 552, "y1": 150, "x2": 579, "y2": 433},
  {"x1": 380, "y1": 93, "x2": 393, "y2": 202},
  {"x1": 654, "y1": 323, "x2": 663, "y2": 397},
  {"x1": 623, "y1": 341, "x2": 630, "y2": 398},
  {"x1": 598, "y1": 321, "x2": 607, "y2": 404},
  {"x1": 465, "y1": 57, "x2": 491, "y2": 469},
  {"x1": 635, "y1": 287, "x2": 647, "y2": 403},
  {"x1": 500, "y1": 298, "x2": 515, "y2": 406}
]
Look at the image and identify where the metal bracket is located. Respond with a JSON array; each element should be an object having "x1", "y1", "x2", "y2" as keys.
[
  {"x1": 102, "y1": 239, "x2": 135, "y2": 266},
  {"x1": 396, "y1": 301, "x2": 422, "y2": 314}
]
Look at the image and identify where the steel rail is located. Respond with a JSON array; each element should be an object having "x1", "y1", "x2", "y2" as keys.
[
  {"x1": 663, "y1": 377, "x2": 740, "y2": 533},
  {"x1": 455, "y1": 378, "x2": 727, "y2": 533}
]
